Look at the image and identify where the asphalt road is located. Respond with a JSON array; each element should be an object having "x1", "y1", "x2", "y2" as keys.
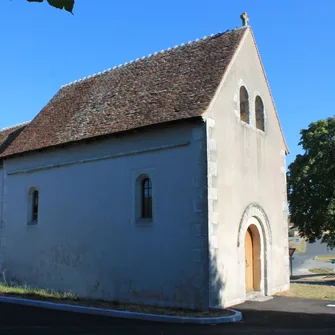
[
  {"x1": 292, "y1": 239, "x2": 335, "y2": 274},
  {"x1": 0, "y1": 297, "x2": 335, "y2": 334}
]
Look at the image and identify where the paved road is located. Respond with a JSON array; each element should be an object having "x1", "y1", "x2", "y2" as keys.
[
  {"x1": 0, "y1": 296, "x2": 335, "y2": 334},
  {"x1": 292, "y1": 239, "x2": 335, "y2": 275}
]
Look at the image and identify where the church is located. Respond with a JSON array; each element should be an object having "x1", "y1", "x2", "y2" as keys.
[{"x1": 0, "y1": 15, "x2": 290, "y2": 309}]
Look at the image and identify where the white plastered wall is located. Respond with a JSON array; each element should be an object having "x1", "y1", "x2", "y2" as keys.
[
  {"x1": 204, "y1": 28, "x2": 290, "y2": 308},
  {"x1": 1, "y1": 120, "x2": 210, "y2": 309}
]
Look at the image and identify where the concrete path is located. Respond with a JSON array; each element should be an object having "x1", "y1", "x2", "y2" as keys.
[{"x1": 0, "y1": 296, "x2": 335, "y2": 334}]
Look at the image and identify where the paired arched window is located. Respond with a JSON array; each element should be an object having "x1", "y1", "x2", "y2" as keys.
[
  {"x1": 239, "y1": 86, "x2": 250, "y2": 124},
  {"x1": 255, "y1": 96, "x2": 265, "y2": 131},
  {"x1": 141, "y1": 178, "x2": 152, "y2": 219}
]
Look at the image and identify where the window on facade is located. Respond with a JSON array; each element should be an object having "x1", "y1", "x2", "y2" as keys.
[
  {"x1": 141, "y1": 178, "x2": 152, "y2": 219},
  {"x1": 240, "y1": 86, "x2": 250, "y2": 124},
  {"x1": 31, "y1": 190, "x2": 39, "y2": 222},
  {"x1": 255, "y1": 96, "x2": 265, "y2": 131}
]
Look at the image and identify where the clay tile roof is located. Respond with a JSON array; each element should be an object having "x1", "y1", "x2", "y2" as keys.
[
  {"x1": 0, "y1": 28, "x2": 246, "y2": 158},
  {"x1": 0, "y1": 122, "x2": 30, "y2": 159}
]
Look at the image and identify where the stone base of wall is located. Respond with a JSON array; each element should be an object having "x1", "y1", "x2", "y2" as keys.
[
  {"x1": 270, "y1": 283, "x2": 290, "y2": 295},
  {"x1": 218, "y1": 282, "x2": 290, "y2": 308}
]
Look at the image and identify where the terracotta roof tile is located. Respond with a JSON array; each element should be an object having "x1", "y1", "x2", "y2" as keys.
[
  {"x1": 1, "y1": 28, "x2": 246, "y2": 158},
  {"x1": 0, "y1": 123, "x2": 30, "y2": 159}
]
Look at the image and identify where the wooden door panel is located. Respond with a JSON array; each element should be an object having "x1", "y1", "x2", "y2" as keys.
[{"x1": 245, "y1": 229, "x2": 254, "y2": 292}]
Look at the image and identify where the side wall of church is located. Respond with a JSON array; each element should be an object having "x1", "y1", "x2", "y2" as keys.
[{"x1": 1, "y1": 120, "x2": 210, "y2": 309}]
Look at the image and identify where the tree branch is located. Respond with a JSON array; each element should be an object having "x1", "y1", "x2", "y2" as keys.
[{"x1": 26, "y1": 0, "x2": 75, "y2": 14}]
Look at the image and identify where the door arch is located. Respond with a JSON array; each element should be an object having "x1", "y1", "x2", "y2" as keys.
[
  {"x1": 237, "y1": 203, "x2": 272, "y2": 296},
  {"x1": 245, "y1": 225, "x2": 261, "y2": 292}
]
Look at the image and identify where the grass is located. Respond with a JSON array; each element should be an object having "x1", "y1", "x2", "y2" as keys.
[
  {"x1": 0, "y1": 283, "x2": 232, "y2": 317},
  {"x1": 289, "y1": 237, "x2": 307, "y2": 254},
  {"x1": 0, "y1": 283, "x2": 76, "y2": 300},
  {"x1": 314, "y1": 255, "x2": 335, "y2": 263},
  {"x1": 308, "y1": 268, "x2": 333, "y2": 275},
  {"x1": 277, "y1": 283, "x2": 335, "y2": 300}
]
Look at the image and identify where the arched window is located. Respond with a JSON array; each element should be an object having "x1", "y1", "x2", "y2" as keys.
[
  {"x1": 32, "y1": 190, "x2": 39, "y2": 222},
  {"x1": 141, "y1": 178, "x2": 152, "y2": 219},
  {"x1": 28, "y1": 188, "x2": 39, "y2": 224},
  {"x1": 239, "y1": 86, "x2": 250, "y2": 124},
  {"x1": 255, "y1": 96, "x2": 265, "y2": 131}
]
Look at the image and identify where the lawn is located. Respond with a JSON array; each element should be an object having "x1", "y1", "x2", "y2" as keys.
[
  {"x1": 0, "y1": 283, "x2": 75, "y2": 300},
  {"x1": 277, "y1": 283, "x2": 335, "y2": 300},
  {"x1": 0, "y1": 283, "x2": 232, "y2": 317},
  {"x1": 314, "y1": 255, "x2": 335, "y2": 263},
  {"x1": 308, "y1": 268, "x2": 334, "y2": 275}
]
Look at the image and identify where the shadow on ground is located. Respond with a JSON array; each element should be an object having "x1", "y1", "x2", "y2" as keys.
[
  {"x1": 235, "y1": 309, "x2": 335, "y2": 331},
  {"x1": 0, "y1": 301, "x2": 335, "y2": 334}
]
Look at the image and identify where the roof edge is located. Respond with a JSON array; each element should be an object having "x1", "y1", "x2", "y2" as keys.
[
  {"x1": 248, "y1": 28, "x2": 290, "y2": 154},
  {"x1": 1, "y1": 121, "x2": 30, "y2": 132},
  {"x1": 202, "y1": 26, "x2": 249, "y2": 120},
  {"x1": 0, "y1": 116, "x2": 203, "y2": 160},
  {"x1": 60, "y1": 28, "x2": 247, "y2": 89},
  {"x1": 203, "y1": 26, "x2": 289, "y2": 154}
]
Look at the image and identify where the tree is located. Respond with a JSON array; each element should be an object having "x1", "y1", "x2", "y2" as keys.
[
  {"x1": 27, "y1": 0, "x2": 75, "y2": 14},
  {"x1": 287, "y1": 117, "x2": 335, "y2": 248}
]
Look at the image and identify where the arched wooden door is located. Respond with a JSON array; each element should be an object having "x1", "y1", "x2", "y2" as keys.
[
  {"x1": 245, "y1": 225, "x2": 261, "y2": 293},
  {"x1": 245, "y1": 228, "x2": 254, "y2": 292}
]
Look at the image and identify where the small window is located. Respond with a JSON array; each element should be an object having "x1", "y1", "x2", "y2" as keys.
[
  {"x1": 32, "y1": 190, "x2": 39, "y2": 222},
  {"x1": 141, "y1": 178, "x2": 152, "y2": 219},
  {"x1": 255, "y1": 96, "x2": 265, "y2": 131},
  {"x1": 28, "y1": 188, "x2": 39, "y2": 225},
  {"x1": 240, "y1": 86, "x2": 250, "y2": 124}
]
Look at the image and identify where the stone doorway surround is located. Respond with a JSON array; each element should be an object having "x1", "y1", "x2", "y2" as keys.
[{"x1": 237, "y1": 203, "x2": 272, "y2": 299}]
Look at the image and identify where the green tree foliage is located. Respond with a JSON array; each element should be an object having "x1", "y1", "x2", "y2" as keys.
[
  {"x1": 27, "y1": 0, "x2": 75, "y2": 13},
  {"x1": 287, "y1": 117, "x2": 335, "y2": 248}
]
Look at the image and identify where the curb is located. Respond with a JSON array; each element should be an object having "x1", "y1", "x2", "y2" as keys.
[{"x1": 0, "y1": 296, "x2": 242, "y2": 324}]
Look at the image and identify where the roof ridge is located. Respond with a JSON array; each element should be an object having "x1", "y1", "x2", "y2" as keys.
[
  {"x1": 61, "y1": 29, "x2": 237, "y2": 89},
  {"x1": 1, "y1": 121, "x2": 30, "y2": 132}
]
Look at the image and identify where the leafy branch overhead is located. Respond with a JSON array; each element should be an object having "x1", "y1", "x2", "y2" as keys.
[{"x1": 27, "y1": 0, "x2": 75, "y2": 13}]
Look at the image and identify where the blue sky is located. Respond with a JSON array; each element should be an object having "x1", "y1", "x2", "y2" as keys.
[{"x1": 0, "y1": 1, "x2": 333, "y2": 165}]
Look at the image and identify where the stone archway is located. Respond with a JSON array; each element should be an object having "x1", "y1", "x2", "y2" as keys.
[{"x1": 237, "y1": 203, "x2": 272, "y2": 296}]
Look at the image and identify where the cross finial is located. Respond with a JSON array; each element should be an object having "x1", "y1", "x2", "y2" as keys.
[{"x1": 240, "y1": 12, "x2": 249, "y2": 27}]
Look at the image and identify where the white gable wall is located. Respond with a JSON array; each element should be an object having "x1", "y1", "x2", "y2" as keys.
[
  {"x1": 204, "y1": 29, "x2": 289, "y2": 307},
  {"x1": 1, "y1": 120, "x2": 209, "y2": 309}
]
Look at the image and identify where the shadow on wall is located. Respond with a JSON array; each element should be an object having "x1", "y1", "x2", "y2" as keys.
[{"x1": 209, "y1": 249, "x2": 226, "y2": 308}]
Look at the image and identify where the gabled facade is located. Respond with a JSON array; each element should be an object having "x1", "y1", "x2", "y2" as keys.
[
  {"x1": 0, "y1": 21, "x2": 289, "y2": 309},
  {"x1": 203, "y1": 28, "x2": 289, "y2": 306}
]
